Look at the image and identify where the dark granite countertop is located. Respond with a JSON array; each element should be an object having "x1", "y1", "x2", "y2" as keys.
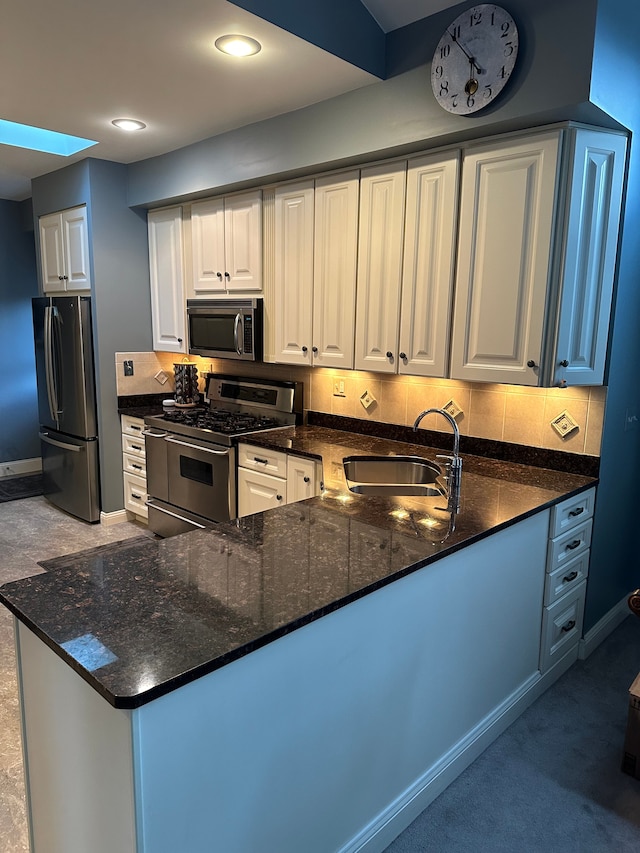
[{"x1": 0, "y1": 423, "x2": 596, "y2": 710}]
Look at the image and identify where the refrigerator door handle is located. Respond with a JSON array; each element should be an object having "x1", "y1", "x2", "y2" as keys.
[
  {"x1": 43, "y1": 305, "x2": 58, "y2": 424},
  {"x1": 39, "y1": 431, "x2": 82, "y2": 452}
]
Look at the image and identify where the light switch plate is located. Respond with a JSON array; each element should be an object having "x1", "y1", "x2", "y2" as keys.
[
  {"x1": 333, "y1": 379, "x2": 346, "y2": 397},
  {"x1": 360, "y1": 390, "x2": 377, "y2": 410},
  {"x1": 550, "y1": 410, "x2": 579, "y2": 438},
  {"x1": 443, "y1": 398, "x2": 463, "y2": 420}
]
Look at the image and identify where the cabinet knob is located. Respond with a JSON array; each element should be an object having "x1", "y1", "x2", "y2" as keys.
[
  {"x1": 301, "y1": 346, "x2": 308, "y2": 353},
  {"x1": 386, "y1": 351, "x2": 393, "y2": 359},
  {"x1": 224, "y1": 271, "x2": 230, "y2": 279},
  {"x1": 216, "y1": 272, "x2": 222, "y2": 280},
  {"x1": 58, "y1": 275, "x2": 64, "y2": 280},
  {"x1": 399, "y1": 352, "x2": 407, "y2": 360},
  {"x1": 276, "y1": 494, "x2": 283, "y2": 501},
  {"x1": 527, "y1": 360, "x2": 538, "y2": 369},
  {"x1": 177, "y1": 338, "x2": 183, "y2": 343},
  {"x1": 303, "y1": 476, "x2": 310, "y2": 483},
  {"x1": 559, "y1": 359, "x2": 569, "y2": 368},
  {"x1": 63, "y1": 275, "x2": 68, "y2": 280},
  {"x1": 312, "y1": 346, "x2": 318, "y2": 354}
]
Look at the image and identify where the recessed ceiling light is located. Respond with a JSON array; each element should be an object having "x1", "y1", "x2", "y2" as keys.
[
  {"x1": 112, "y1": 118, "x2": 147, "y2": 132},
  {"x1": 0, "y1": 118, "x2": 97, "y2": 156},
  {"x1": 214, "y1": 34, "x2": 261, "y2": 57}
]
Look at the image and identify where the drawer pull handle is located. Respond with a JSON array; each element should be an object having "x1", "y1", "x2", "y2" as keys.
[
  {"x1": 566, "y1": 539, "x2": 582, "y2": 551},
  {"x1": 254, "y1": 457, "x2": 269, "y2": 465},
  {"x1": 130, "y1": 425, "x2": 142, "y2": 432},
  {"x1": 130, "y1": 444, "x2": 142, "y2": 452},
  {"x1": 563, "y1": 570, "x2": 579, "y2": 583},
  {"x1": 131, "y1": 464, "x2": 142, "y2": 470},
  {"x1": 568, "y1": 506, "x2": 584, "y2": 518},
  {"x1": 561, "y1": 619, "x2": 576, "y2": 634},
  {"x1": 303, "y1": 476, "x2": 310, "y2": 483},
  {"x1": 131, "y1": 493, "x2": 142, "y2": 500}
]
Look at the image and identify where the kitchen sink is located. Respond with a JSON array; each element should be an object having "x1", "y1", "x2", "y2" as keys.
[{"x1": 342, "y1": 455, "x2": 443, "y2": 497}]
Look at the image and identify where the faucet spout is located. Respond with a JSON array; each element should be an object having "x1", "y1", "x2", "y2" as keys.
[{"x1": 413, "y1": 408, "x2": 462, "y2": 513}]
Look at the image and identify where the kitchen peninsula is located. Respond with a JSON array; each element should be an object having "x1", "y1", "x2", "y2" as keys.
[{"x1": 1, "y1": 428, "x2": 596, "y2": 853}]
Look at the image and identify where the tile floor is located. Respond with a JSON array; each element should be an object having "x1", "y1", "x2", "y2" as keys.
[{"x1": 0, "y1": 496, "x2": 145, "y2": 852}]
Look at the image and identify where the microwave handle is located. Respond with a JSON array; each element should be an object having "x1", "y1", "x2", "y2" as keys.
[{"x1": 234, "y1": 313, "x2": 243, "y2": 356}]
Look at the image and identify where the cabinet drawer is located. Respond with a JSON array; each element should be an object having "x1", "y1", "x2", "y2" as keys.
[
  {"x1": 238, "y1": 442, "x2": 287, "y2": 478},
  {"x1": 122, "y1": 433, "x2": 146, "y2": 459},
  {"x1": 547, "y1": 518, "x2": 592, "y2": 572},
  {"x1": 123, "y1": 472, "x2": 148, "y2": 518},
  {"x1": 121, "y1": 415, "x2": 146, "y2": 438},
  {"x1": 549, "y1": 488, "x2": 595, "y2": 538},
  {"x1": 540, "y1": 580, "x2": 586, "y2": 672},
  {"x1": 123, "y1": 452, "x2": 147, "y2": 479},
  {"x1": 544, "y1": 550, "x2": 589, "y2": 606}
]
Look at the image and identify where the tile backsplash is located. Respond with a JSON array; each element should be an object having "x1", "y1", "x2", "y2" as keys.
[{"x1": 116, "y1": 352, "x2": 605, "y2": 457}]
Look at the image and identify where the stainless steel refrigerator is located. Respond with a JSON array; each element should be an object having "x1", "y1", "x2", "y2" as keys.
[{"x1": 32, "y1": 295, "x2": 100, "y2": 522}]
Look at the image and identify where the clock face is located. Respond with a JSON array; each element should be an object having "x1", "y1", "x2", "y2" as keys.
[{"x1": 431, "y1": 4, "x2": 519, "y2": 115}]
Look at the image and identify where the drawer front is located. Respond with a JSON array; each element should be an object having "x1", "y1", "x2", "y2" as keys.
[
  {"x1": 122, "y1": 433, "x2": 146, "y2": 459},
  {"x1": 550, "y1": 488, "x2": 595, "y2": 538},
  {"x1": 123, "y1": 452, "x2": 147, "y2": 480},
  {"x1": 540, "y1": 580, "x2": 586, "y2": 672},
  {"x1": 238, "y1": 442, "x2": 287, "y2": 478},
  {"x1": 123, "y1": 472, "x2": 148, "y2": 518},
  {"x1": 121, "y1": 415, "x2": 146, "y2": 438},
  {"x1": 547, "y1": 518, "x2": 592, "y2": 572},
  {"x1": 544, "y1": 550, "x2": 590, "y2": 606}
]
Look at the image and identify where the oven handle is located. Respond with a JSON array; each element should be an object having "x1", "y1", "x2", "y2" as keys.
[
  {"x1": 234, "y1": 312, "x2": 243, "y2": 356},
  {"x1": 142, "y1": 429, "x2": 168, "y2": 438},
  {"x1": 146, "y1": 500, "x2": 207, "y2": 529},
  {"x1": 164, "y1": 436, "x2": 232, "y2": 455}
]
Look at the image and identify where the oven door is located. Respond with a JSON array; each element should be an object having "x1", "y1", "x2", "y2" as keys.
[{"x1": 165, "y1": 434, "x2": 236, "y2": 522}]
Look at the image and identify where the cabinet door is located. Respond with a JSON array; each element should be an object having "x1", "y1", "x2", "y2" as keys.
[
  {"x1": 313, "y1": 171, "x2": 359, "y2": 368},
  {"x1": 39, "y1": 212, "x2": 65, "y2": 292},
  {"x1": 237, "y1": 467, "x2": 286, "y2": 517},
  {"x1": 224, "y1": 190, "x2": 262, "y2": 292},
  {"x1": 274, "y1": 182, "x2": 315, "y2": 364},
  {"x1": 546, "y1": 129, "x2": 627, "y2": 386},
  {"x1": 191, "y1": 198, "x2": 226, "y2": 294},
  {"x1": 450, "y1": 132, "x2": 561, "y2": 385},
  {"x1": 399, "y1": 152, "x2": 459, "y2": 377},
  {"x1": 287, "y1": 455, "x2": 320, "y2": 503},
  {"x1": 148, "y1": 207, "x2": 187, "y2": 353},
  {"x1": 354, "y1": 162, "x2": 407, "y2": 373},
  {"x1": 62, "y1": 206, "x2": 91, "y2": 291}
]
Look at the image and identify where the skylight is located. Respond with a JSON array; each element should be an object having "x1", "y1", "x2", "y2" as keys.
[{"x1": 0, "y1": 118, "x2": 98, "y2": 156}]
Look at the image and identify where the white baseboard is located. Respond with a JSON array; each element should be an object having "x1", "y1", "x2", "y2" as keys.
[
  {"x1": 100, "y1": 509, "x2": 130, "y2": 526},
  {"x1": 0, "y1": 458, "x2": 42, "y2": 479},
  {"x1": 344, "y1": 649, "x2": 578, "y2": 853},
  {"x1": 578, "y1": 594, "x2": 630, "y2": 659}
]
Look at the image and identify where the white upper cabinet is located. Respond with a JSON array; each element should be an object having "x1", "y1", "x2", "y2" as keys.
[
  {"x1": 354, "y1": 162, "x2": 407, "y2": 373},
  {"x1": 398, "y1": 151, "x2": 460, "y2": 377},
  {"x1": 39, "y1": 205, "x2": 91, "y2": 293},
  {"x1": 543, "y1": 128, "x2": 627, "y2": 387},
  {"x1": 450, "y1": 126, "x2": 627, "y2": 386},
  {"x1": 450, "y1": 132, "x2": 561, "y2": 386},
  {"x1": 273, "y1": 172, "x2": 359, "y2": 367},
  {"x1": 191, "y1": 190, "x2": 262, "y2": 295},
  {"x1": 148, "y1": 207, "x2": 187, "y2": 353}
]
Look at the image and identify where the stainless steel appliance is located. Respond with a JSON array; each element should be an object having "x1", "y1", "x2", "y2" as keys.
[
  {"x1": 144, "y1": 374, "x2": 302, "y2": 537},
  {"x1": 32, "y1": 295, "x2": 100, "y2": 522},
  {"x1": 187, "y1": 298, "x2": 263, "y2": 361}
]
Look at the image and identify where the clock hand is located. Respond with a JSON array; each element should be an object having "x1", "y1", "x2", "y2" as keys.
[{"x1": 448, "y1": 31, "x2": 483, "y2": 75}]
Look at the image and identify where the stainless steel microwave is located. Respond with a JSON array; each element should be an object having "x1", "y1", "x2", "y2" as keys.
[{"x1": 186, "y1": 298, "x2": 263, "y2": 361}]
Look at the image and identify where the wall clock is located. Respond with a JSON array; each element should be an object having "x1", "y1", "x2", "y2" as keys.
[{"x1": 431, "y1": 4, "x2": 519, "y2": 115}]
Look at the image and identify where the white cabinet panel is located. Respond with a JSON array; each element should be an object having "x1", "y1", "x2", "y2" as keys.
[
  {"x1": 355, "y1": 162, "x2": 407, "y2": 373},
  {"x1": 237, "y1": 467, "x2": 286, "y2": 517},
  {"x1": 191, "y1": 198, "x2": 225, "y2": 294},
  {"x1": 287, "y1": 455, "x2": 321, "y2": 503},
  {"x1": 451, "y1": 132, "x2": 560, "y2": 385},
  {"x1": 148, "y1": 207, "x2": 186, "y2": 353},
  {"x1": 39, "y1": 205, "x2": 91, "y2": 293}
]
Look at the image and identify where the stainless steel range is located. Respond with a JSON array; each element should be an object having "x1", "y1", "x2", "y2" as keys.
[{"x1": 144, "y1": 374, "x2": 302, "y2": 537}]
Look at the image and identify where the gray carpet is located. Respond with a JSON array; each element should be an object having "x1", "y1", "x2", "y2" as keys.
[{"x1": 384, "y1": 616, "x2": 640, "y2": 852}]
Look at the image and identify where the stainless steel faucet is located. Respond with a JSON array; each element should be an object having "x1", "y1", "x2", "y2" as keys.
[{"x1": 412, "y1": 408, "x2": 462, "y2": 513}]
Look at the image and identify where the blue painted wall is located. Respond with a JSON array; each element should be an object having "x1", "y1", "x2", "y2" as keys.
[{"x1": 0, "y1": 199, "x2": 39, "y2": 465}]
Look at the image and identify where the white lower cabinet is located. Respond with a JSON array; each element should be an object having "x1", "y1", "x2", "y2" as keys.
[
  {"x1": 237, "y1": 443, "x2": 322, "y2": 518},
  {"x1": 539, "y1": 487, "x2": 595, "y2": 671},
  {"x1": 121, "y1": 415, "x2": 148, "y2": 521}
]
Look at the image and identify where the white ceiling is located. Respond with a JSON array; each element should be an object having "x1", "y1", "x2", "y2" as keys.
[{"x1": 1, "y1": 0, "x2": 454, "y2": 202}]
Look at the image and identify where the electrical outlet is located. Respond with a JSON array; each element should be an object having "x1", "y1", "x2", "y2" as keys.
[
  {"x1": 443, "y1": 399, "x2": 463, "y2": 420},
  {"x1": 123, "y1": 360, "x2": 134, "y2": 376},
  {"x1": 333, "y1": 379, "x2": 346, "y2": 397},
  {"x1": 550, "y1": 410, "x2": 579, "y2": 438},
  {"x1": 360, "y1": 390, "x2": 377, "y2": 410}
]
